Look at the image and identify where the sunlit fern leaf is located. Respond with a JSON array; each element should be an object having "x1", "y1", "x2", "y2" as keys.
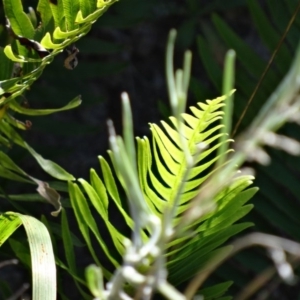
[
  {"x1": 0, "y1": 0, "x2": 118, "y2": 180},
  {"x1": 136, "y1": 95, "x2": 257, "y2": 287},
  {"x1": 78, "y1": 177, "x2": 126, "y2": 256},
  {"x1": 68, "y1": 181, "x2": 114, "y2": 279},
  {"x1": 137, "y1": 94, "x2": 232, "y2": 214},
  {"x1": 1, "y1": 0, "x2": 119, "y2": 115},
  {"x1": 68, "y1": 93, "x2": 257, "y2": 290}
]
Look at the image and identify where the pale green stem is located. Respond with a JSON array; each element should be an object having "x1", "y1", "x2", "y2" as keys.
[
  {"x1": 158, "y1": 281, "x2": 186, "y2": 300},
  {"x1": 122, "y1": 92, "x2": 137, "y2": 172},
  {"x1": 166, "y1": 30, "x2": 178, "y2": 113},
  {"x1": 216, "y1": 49, "x2": 235, "y2": 168},
  {"x1": 184, "y1": 233, "x2": 300, "y2": 299}
]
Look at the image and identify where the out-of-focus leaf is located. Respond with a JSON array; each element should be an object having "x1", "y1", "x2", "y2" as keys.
[
  {"x1": 197, "y1": 281, "x2": 233, "y2": 299},
  {"x1": 0, "y1": 212, "x2": 56, "y2": 300},
  {"x1": 9, "y1": 238, "x2": 31, "y2": 268},
  {"x1": 10, "y1": 95, "x2": 82, "y2": 115}
]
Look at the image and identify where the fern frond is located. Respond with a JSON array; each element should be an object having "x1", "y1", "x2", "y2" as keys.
[
  {"x1": 0, "y1": 0, "x2": 118, "y2": 115},
  {"x1": 0, "y1": 0, "x2": 118, "y2": 180},
  {"x1": 138, "y1": 94, "x2": 232, "y2": 215},
  {"x1": 69, "y1": 93, "x2": 257, "y2": 286}
]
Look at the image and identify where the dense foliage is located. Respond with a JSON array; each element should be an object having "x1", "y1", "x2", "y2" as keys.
[{"x1": 0, "y1": 0, "x2": 300, "y2": 299}]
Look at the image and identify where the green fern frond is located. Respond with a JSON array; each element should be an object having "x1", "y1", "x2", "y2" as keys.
[
  {"x1": 0, "y1": 0, "x2": 119, "y2": 115},
  {"x1": 68, "y1": 93, "x2": 257, "y2": 286},
  {"x1": 137, "y1": 94, "x2": 232, "y2": 215},
  {"x1": 0, "y1": 0, "x2": 119, "y2": 180}
]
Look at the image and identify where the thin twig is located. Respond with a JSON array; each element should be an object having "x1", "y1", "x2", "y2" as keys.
[
  {"x1": 184, "y1": 233, "x2": 300, "y2": 299},
  {"x1": 6, "y1": 283, "x2": 30, "y2": 300},
  {"x1": 238, "y1": 256, "x2": 300, "y2": 300},
  {"x1": 0, "y1": 259, "x2": 18, "y2": 269},
  {"x1": 232, "y1": 1, "x2": 300, "y2": 137}
]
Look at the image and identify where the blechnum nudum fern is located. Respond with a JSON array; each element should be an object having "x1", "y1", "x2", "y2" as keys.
[{"x1": 1, "y1": 1, "x2": 300, "y2": 300}]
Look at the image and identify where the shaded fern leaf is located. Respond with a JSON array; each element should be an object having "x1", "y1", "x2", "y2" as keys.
[
  {"x1": 197, "y1": 281, "x2": 233, "y2": 300},
  {"x1": 197, "y1": 0, "x2": 300, "y2": 294}
]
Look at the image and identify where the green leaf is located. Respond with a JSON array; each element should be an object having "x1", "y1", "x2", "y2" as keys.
[
  {"x1": 9, "y1": 238, "x2": 31, "y2": 267},
  {"x1": 0, "y1": 193, "x2": 46, "y2": 202},
  {"x1": 53, "y1": 26, "x2": 81, "y2": 39},
  {"x1": 90, "y1": 169, "x2": 109, "y2": 211},
  {"x1": 3, "y1": 0, "x2": 35, "y2": 38},
  {"x1": 85, "y1": 265, "x2": 104, "y2": 298},
  {"x1": 139, "y1": 95, "x2": 228, "y2": 213},
  {"x1": 198, "y1": 281, "x2": 233, "y2": 299},
  {"x1": 0, "y1": 213, "x2": 22, "y2": 246},
  {"x1": 49, "y1": 0, "x2": 65, "y2": 29},
  {"x1": 0, "y1": 78, "x2": 22, "y2": 94},
  {"x1": 0, "y1": 213, "x2": 56, "y2": 300},
  {"x1": 68, "y1": 181, "x2": 114, "y2": 279},
  {"x1": 0, "y1": 165, "x2": 32, "y2": 183},
  {"x1": 3, "y1": 45, "x2": 27, "y2": 63},
  {"x1": 79, "y1": 178, "x2": 125, "y2": 256},
  {"x1": 0, "y1": 150, "x2": 28, "y2": 177},
  {"x1": 170, "y1": 245, "x2": 234, "y2": 285},
  {"x1": 79, "y1": 0, "x2": 96, "y2": 18},
  {"x1": 72, "y1": 91, "x2": 257, "y2": 293},
  {"x1": 61, "y1": 208, "x2": 77, "y2": 272},
  {"x1": 40, "y1": 33, "x2": 65, "y2": 49},
  {"x1": 99, "y1": 156, "x2": 134, "y2": 228},
  {"x1": 168, "y1": 224, "x2": 252, "y2": 285},
  {"x1": 37, "y1": 0, "x2": 53, "y2": 34},
  {"x1": 62, "y1": 0, "x2": 80, "y2": 31},
  {"x1": 247, "y1": 0, "x2": 291, "y2": 74},
  {"x1": 10, "y1": 95, "x2": 82, "y2": 115},
  {"x1": 0, "y1": 122, "x2": 74, "y2": 181}
]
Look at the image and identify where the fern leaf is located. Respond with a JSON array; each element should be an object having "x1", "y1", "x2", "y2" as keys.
[
  {"x1": 139, "y1": 95, "x2": 230, "y2": 212},
  {"x1": 68, "y1": 93, "x2": 257, "y2": 288},
  {"x1": 1, "y1": 0, "x2": 119, "y2": 120}
]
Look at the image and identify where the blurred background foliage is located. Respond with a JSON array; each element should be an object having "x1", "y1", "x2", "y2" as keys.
[{"x1": 1, "y1": 0, "x2": 300, "y2": 299}]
